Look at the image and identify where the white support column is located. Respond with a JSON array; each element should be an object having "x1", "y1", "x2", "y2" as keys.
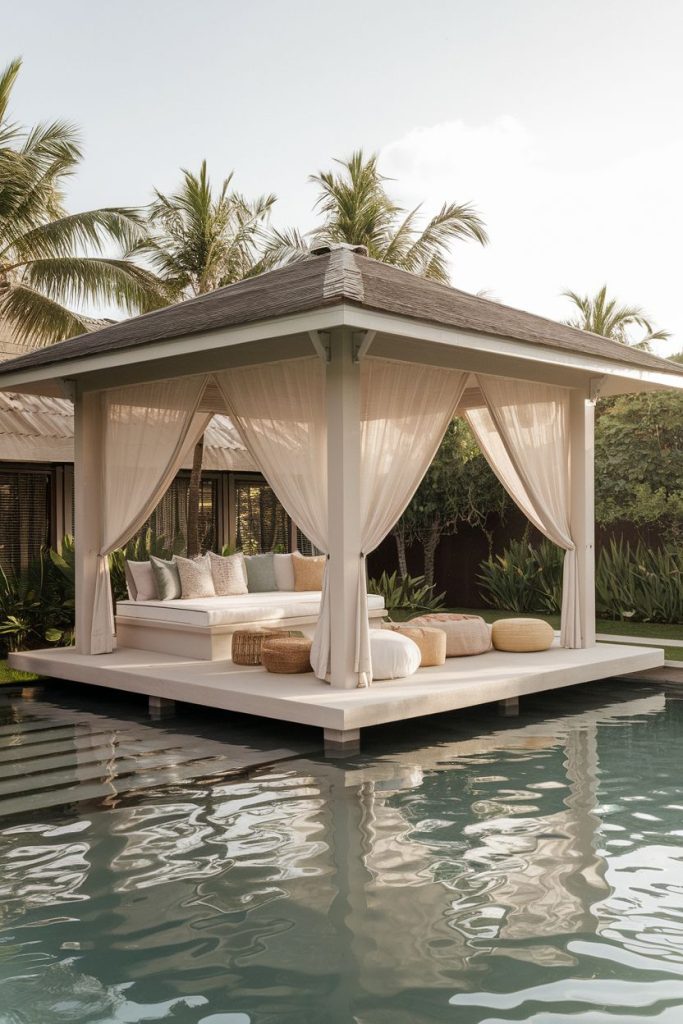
[
  {"x1": 326, "y1": 327, "x2": 362, "y2": 689},
  {"x1": 569, "y1": 388, "x2": 596, "y2": 647},
  {"x1": 74, "y1": 389, "x2": 104, "y2": 655}
]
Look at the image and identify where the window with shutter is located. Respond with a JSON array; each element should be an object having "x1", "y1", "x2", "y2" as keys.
[
  {"x1": 0, "y1": 468, "x2": 52, "y2": 575},
  {"x1": 132, "y1": 472, "x2": 219, "y2": 552},
  {"x1": 234, "y1": 477, "x2": 291, "y2": 554}
]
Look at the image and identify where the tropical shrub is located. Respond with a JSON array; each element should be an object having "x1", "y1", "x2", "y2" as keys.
[
  {"x1": 0, "y1": 546, "x2": 75, "y2": 654},
  {"x1": 477, "y1": 538, "x2": 564, "y2": 614},
  {"x1": 595, "y1": 539, "x2": 682, "y2": 623},
  {"x1": 478, "y1": 536, "x2": 683, "y2": 624},
  {"x1": 368, "y1": 571, "x2": 446, "y2": 613}
]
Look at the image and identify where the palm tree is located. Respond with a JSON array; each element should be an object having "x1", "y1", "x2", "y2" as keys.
[
  {"x1": 141, "y1": 161, "x2": 276, "y2": 300},
  {"x1": 140, "y1": 162, "x2": 276, "y2": 554},
  {"x1": 563, "y1": 285, "x2": 670, "y2": 351},
  {"x1": 267, "y1": 149, "x2": 488, "y2": 283},
  {"x1": 0, "y1": 57, "x2": 161, "y2": 347}
]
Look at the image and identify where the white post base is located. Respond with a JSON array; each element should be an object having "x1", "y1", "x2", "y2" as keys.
[
  {"x1": 149, "y1": 695, "x2": 176, "y2": 720},
  {"x1": 324, "y1": 727, "x2": 361, "y2": 757},
  {"x1": 498, "y1": 696, "x2": 519, "y2": 717}
]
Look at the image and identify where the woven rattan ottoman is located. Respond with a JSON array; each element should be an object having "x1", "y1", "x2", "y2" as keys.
[
  {"x1": 261, "y1": 636, "x2": 313, "y2": 674},
  {"x1": 232, "y1": 628, "x2": 292, "y2": 666}
]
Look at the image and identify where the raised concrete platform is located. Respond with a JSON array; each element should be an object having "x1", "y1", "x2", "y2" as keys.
[{"x1": 10, "y1": 641, "x2": 663, "y2": 753}]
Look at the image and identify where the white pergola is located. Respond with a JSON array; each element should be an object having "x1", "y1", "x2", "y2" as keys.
[{"x1": 2, "y1": 245, "x2": 681, "y2": 751}]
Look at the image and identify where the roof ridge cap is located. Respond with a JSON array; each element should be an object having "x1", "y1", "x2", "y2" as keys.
[{"x1": 322, "y1": 248, "x2": 364, "y2": 302}]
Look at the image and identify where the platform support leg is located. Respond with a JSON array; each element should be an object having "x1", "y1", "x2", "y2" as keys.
[
  {"x1": 324, "y1": 728, "x2": 361, "y2": 757},
  {"x1": 21, "y1": 685, "x2": 44, "y2": 701},
  {"x1": 498, "y1": 696, "x2": 519, "y2": 717},
  {"x1": 149, "y1": 695, "x2": 175, "y2": 720}
]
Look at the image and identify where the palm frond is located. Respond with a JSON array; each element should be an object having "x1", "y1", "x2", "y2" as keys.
[
  {"x1": 260, "y1": 226, "x2": 310, "y2": 268},
  {"x1": 0, "y1": 57, "x2": 22, "y2": 128},
  {"x1": 4, "y1": 207, "x2": 146, "y2": 263},
  {"x1": 21, "y1": 256, "x2": 165, "y2": 313},
  {"x1": 0, "y1": 284, "x2": 90, "y2": 346}
]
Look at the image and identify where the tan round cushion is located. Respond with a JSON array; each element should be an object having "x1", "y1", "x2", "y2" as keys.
[
  {"x1": 386, "y1": 625, "x2": 446, "y2": 666},
  {"x1": 409, "y1": 613, "x2": 491, "y2": 657},
  {"x1": 261, "y1": 636, "x2": 313, "y2": 673},
  {"x1": 491, "y1": 617, "x2": 554, "y2": 653}
]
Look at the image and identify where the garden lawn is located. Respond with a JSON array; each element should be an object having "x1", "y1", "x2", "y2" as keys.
[{"x1": 0, "y1": 660, "x2": 39, "y2": 684}]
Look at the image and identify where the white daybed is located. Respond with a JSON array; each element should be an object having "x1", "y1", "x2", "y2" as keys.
[{"x1": 116, "y1": 591, "x2": 387, "y2": 661}]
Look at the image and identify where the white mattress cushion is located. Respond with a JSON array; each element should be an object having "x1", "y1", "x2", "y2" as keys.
[
  {"x1": 117, "y1": 591, "x2": 385, "y2": 628},
  {"x1": 369, "y1": 629, "x2": 421, "y2": 680}
]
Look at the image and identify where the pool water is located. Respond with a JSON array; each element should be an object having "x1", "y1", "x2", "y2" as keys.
[{"x1": 1, "y1": 681, "x2": 683, "y2": 1023}]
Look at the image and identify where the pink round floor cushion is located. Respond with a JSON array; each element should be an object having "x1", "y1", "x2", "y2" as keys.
[{"x1": 408, "y1": 613, "x2": 492, "y2": 657}]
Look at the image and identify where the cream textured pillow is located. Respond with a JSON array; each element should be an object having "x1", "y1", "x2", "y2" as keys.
[
  {"x1": 292, "y1": 552, "x2": 325, "y2": 591},
  {"x1": 175, "y1": 553, "x2": 216, "y2": 599},
  {"x1": 274, "y1": 552, "x2": 295, "y2": 591},
  {"x1": 209, "y1": 551, "x2": 248, "y2": 596}
]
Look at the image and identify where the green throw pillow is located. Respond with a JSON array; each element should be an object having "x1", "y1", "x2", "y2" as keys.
[
  {"x1": 150, "y1": 555, "x2": 181, "y2": 600},
  {"x1": 244, "y1": 552, "x2": 277, "y2": 592}
]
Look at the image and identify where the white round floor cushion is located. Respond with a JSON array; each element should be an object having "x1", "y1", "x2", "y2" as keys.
[{"x1": 369, "y1": 629, "x2": 421, "y2": 680}]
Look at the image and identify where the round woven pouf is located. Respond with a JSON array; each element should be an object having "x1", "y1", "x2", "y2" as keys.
[
  {"x1": 387, "y1": 625, "x2": 446, "y2": 667},
  {"x1": 232, "y1": 628, "x2": 291, "y2": 666},
  {"x1": 409, "y1": 613, "x2": 491, "y2": 657},
  {"x1": 491, "y1": 617, "x2": 554, "y2": 653},
  {"x1": 261, "y1": 636, "x2": 313, "y2": 674}
]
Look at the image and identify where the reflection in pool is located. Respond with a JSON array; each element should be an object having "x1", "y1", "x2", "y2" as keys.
[{"x1": 1, "y1": 682, "x2": 683, "y2": 1023}]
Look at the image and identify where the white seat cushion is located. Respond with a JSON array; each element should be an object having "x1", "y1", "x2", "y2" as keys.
[
  {"x1": 370, "y1": 629, "x2": 421, "y2": 680},
  {"x1": 117, "y1": 591, "x2": 385, "y2": 628}
]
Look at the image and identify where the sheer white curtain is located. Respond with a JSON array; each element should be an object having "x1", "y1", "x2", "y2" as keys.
[
  {"x1": 354, "y1": 359, "x2": 468, "y2": 683},
  {"x1": 214, "y1": 357, "x2": 328, "y2": 548},
  {"x1": 90, "y1": 375, "x2": 211, "y2": 654},
  {"x1": 216, "y1": 357, "x2": 466, "y2": 685},
  {"x1": 465, "y1": 376, "x2": 581, "y2": 648},
  {"x1": 214, "y1": 356, "x2": 330, "y2": 668}
]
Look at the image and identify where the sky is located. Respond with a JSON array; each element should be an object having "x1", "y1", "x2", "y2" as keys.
[{"x1": 4, "y1": 0, "x2": 683, "y2": 355}]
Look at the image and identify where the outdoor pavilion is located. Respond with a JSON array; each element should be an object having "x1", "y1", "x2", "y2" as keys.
[{"x1": 2, "y1": 244, "x2": 681, "y2": 754}]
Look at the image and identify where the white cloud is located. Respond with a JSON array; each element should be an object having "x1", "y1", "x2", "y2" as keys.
[{"x1": 380, "y1": 117, "x2": 682, "y2": 356}]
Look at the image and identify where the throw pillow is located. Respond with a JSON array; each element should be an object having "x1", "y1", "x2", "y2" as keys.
[
  {"x1": 150, "y1": 555, "x2": 182, "y2": 600},
  {"x1": 175, "y1": 553, "x2": 216, "y2": 599},
  {"x1": 209, "y1": 551, "x2": 248, "y2": 596},
  {"x1": 292, "y1": 551, "x2": 325, "y2": 591},
  {"x1": 273, "y1": 552, "x2": 295, "y2": 591},
  {"x1": 125, "y1": 560, "x2": 158, "y2": 601},
  {"x1": 244, "y1": 552, "x2": 277, "y2": 592}
]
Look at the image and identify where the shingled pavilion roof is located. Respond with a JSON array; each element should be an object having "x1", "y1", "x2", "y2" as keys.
[{"x1": 0, "y1": 247, "x2": 680, "y2": 381}]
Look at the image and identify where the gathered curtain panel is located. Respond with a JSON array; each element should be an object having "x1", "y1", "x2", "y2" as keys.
[
  {"x1": 465, "y1": 376, "x2": 581, "y2": 648},
  {"x1": 90, "y1": 375, "x2": 211, "y2": 654},
  {"x1": 215, "y1": 357, "x2": 467, "y2": 685}
]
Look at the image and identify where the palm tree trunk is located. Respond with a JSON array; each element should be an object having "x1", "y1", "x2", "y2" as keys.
[
  {"x1": 422, "y1": 520, "x2": 442, "y2": 590},
  {"x1": 186, "y1": 434, "x2": 204, "y2": 557},
  {"x1": 393, "y1": 524, "x2": 408, "y2": 581}
]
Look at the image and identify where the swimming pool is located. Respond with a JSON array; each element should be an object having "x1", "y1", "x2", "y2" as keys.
[{"x1": 1, "y1": 681, "x2": 682, "y2": 1023}]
